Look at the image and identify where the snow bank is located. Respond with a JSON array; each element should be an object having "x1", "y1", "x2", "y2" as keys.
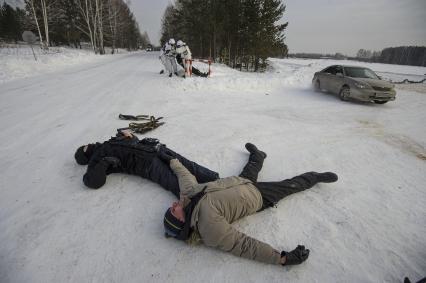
[
  {"x1": 269, "y1": 58, "x2": 426, "y2": 86},
  {"x1": 0, "y1": 45, "x2": 128, "y2": 84},
  {"x1": 178, "y1": 58, "x2": 426, "y2": 95}
]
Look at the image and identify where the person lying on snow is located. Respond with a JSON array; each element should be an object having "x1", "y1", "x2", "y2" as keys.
[
  {"x1": 74, "y1": 130, "x2": 219, "y2": 196},
  {"x1": 160, "y1": 143, "x2": 338, "y2": 266}
]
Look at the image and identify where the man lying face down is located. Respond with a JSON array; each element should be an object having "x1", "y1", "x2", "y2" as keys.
[
  {"x1": 160, "y1": 143, "x2": 338, "y2": 266},
  {"x1": 74, "y1": 130, "x2": 219, "y2": 197}
]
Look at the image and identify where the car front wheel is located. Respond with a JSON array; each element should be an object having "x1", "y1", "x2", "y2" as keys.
[{"x1": 339, "y1": 86, "x2": 350, "y2": 101}]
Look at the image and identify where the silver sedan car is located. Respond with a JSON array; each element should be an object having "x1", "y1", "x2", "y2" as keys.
[{"x1": 312, "y1": 65, "x2": 396, "y2": 104}]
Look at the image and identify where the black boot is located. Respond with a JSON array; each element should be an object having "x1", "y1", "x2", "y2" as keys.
[
  {"x1": 245, "y1": 143, "x2": 267, "y2": 158},
  {"x1": 169, "y1": 73, "x2": 172, "y2": 77},
  {"x1": 239, "y1": 143, "x2": 266, "y2": 183},
  {"x1": 160, "y1": 70, "x2": 164, "y2": 74},
  {"x1": 312, "y1": 172, "x2": 338, "y2": 183}
]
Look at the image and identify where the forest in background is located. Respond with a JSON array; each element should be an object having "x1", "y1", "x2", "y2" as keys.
[
  {"x1": 160, "y1": 0, "x2": 288, "y2": 71},
  {"x1": 289, "y1": 46, "x2": 426, "y2": 67},
  {"x1": 355, "y1": 47, "x2": 426, "y2": 67},
  {"x1": 0, "y1": 1, "x2": 150, "y2": 54}
]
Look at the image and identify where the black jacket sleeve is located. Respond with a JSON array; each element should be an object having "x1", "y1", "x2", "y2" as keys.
[{"x1": 83, "y1": 159, "x2": 110, "y2": 189}]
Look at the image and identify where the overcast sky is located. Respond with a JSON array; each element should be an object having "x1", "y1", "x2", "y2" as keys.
[{"x1": 131, "y1": 0, "x2": 426, "y2": 56}]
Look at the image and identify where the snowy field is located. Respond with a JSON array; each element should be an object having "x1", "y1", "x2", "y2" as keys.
[
  {"x1": 0, "y1": 49, "x2": 425, "y2": 283},
  {"x1": 0, "y1": 45, "x2": 127, "y2": 84}
]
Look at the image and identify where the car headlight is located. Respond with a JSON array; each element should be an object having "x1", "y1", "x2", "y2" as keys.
[{"x1": 354, "y1": 82, "x2": 369, "y2": 89}]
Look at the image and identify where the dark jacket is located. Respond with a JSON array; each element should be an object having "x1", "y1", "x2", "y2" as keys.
[{"x1": 77, "y1": 136, "x2": 219, "y2": 197}]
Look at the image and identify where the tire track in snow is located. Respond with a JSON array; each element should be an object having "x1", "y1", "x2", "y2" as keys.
[{"x1": 357, "y1": 120, "x2": 426, "y2": 161}]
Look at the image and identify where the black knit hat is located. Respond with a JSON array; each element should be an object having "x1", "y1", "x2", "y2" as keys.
[
  {"x1": 74, "y1": 146, "x2": 89, "y2": 165},
  {"x1": 164, "y1": 208, "x2": 184, "y2": 238}
]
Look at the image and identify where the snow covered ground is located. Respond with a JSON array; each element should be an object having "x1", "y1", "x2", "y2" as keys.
[
  {"x1": 0, "y1": 45, "x2": 127, "y2": 84},
  {"x1": 0, "y1": 50, "x2": 425, "y2": 283}
]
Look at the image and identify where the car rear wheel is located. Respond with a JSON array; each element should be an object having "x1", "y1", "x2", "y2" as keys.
[
  {"x1": 374, "y1": 100, "x2": 388, "y2": 104},
  {"x1": 339, "y1": 86, "x2": 350, "y2": 101},
  {"x1": 314, "y1": 80, "x2": 321, "y2": 91}
]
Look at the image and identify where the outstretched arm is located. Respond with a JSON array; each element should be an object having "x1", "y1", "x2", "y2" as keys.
[
  {"x1": 83, "y1": 155, "x2": 121, "y2": 189},
  {"x1": 112, "y1": 130, "x2": 139, "y2": 145},
  {"x1": 197, "y1": 210, "x2": 282, "y2": 265},
  {"x1": 159, "y1": 146, "x2": 219, "y2": 183},
  {"x1": 83, "y1": 160, "x2": 109, "y2": 189},
  {"x1": 169, "y1": 159, "x2": 206, "y2": 203}
]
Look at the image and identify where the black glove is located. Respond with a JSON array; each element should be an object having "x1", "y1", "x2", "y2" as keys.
[
  {"x1": 102, "y1": 157, "x2": 121, "y2": 168},
  {"x1": 158, "y1": 149, "x2": 175, "y2": 163},
  {"x1": 281, "y1": 245, "x2": 310, "y2": 266}
]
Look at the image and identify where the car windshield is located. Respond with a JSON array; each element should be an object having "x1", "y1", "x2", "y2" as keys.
[{"x1": 344, "y1": 67, "x2": 379, "y2": 79}]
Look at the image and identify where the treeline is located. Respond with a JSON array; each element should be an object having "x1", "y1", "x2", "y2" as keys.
[
  {"x1": 0, "y1": 3, "x2": 26, "y2": 42},
  {"x1": 289, "y1": 52, "x2": 346, "y2": 60},
  {"x1": 0, "y1": 1, "x2": 150, "y2": 54},
  {"x1": 356, "y1": 46, "x2": 426, "y2": 67},
  {"x1": 160, "y1": 0, "x2": 288, "y2": 71}
]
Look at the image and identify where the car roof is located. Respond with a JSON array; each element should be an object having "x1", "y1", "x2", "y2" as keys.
[
  {"x1": 327, "y1": 65, "x2": 370, "y2": 69},
  {"x1": 322, "y1": 65, "x2": 373, "y2": 70},
  {"x1": 341, "y1": 65, "x2": 372, "y2": 69}
]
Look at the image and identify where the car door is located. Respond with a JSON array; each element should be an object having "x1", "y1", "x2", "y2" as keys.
[
  {"x1": 319, "y1": 66, "x2": 337, "y2": 91},
  {"x1": 328, "y1": 65, "x2": 345, "y2": 94}
]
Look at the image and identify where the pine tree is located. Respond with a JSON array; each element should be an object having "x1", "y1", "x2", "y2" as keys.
[
  {"x1": 160, "y1": 0, "x2": 288, "y2": 71},
  {"x1": 0, "y1": 3, "x2": 25, "y2": 42}
]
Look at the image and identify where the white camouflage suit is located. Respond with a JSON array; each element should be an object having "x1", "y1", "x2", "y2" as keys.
[
  {"x1": 176, "y1": 44, "x2": 192, "y2": 77},
  {"x1": 159, "y1": 42, "x2": 177, "y2": 75}
]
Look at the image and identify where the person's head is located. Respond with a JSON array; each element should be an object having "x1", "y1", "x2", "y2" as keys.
[
  {"x1": 176, "y1": 40, "x2": 184, "y2": 48},
  {"x1": 163, "y1": 201, "x2": 185, "y2": 238},
  {"x1": 168, "y1": 38, "x2": 176, "y2": 46},
  {"x1": 74, "y1": 144, "x2": 97, "y2": 165}
]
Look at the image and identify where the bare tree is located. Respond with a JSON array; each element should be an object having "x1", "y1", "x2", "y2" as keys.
[
  {"x1": 107, "y1": 0, "x2": 121, "y2": 54},
  {"x1": 25, "y1": 0, "x2": 44, "y2": 48},
  {"x1": 40, "y1": 0, "x2": 49, "y2": 47},
  {"x1": 23, "y1": 0, "x2": 143, "y2": 54},
  {"x1": 75, "y1": 0, "x2": 96, "y2": 52},
  {"x1": 95, "y1": 0, "x2": 105, "y2": 54},
  {"x1": 25, "y1": 0, "x2": 60, "y2": 49}
]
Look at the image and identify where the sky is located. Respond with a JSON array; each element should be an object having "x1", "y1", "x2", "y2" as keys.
[
  {"x1": 6, "y1": 0, "x2": 426, "y2": 56},
  {"x1": 130, "y1": 0, "x2": 426, "y2": 56},
  {"x1": 280, "y1": 0, "x2": 426, "y2": 56},
  {"x1": 129, "y1": 0, "x2": 172, "y2": 45}
]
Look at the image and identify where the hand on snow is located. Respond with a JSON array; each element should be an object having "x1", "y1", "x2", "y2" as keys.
[
  {"x1": 281, "y1": 245, "x2": 310, "y2": 266},
  {"x1": 120, "y1": 129, "x2": 133, "y2": 138}
]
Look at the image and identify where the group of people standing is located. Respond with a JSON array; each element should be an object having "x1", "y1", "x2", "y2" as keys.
[{"x1": 159, "y1": 38, "x2": 209, "y2": 78}]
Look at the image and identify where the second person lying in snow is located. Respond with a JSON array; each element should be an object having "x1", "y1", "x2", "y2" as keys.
[{"x1": 160, "y1": 143, "x2": 338, "y2": 266}]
